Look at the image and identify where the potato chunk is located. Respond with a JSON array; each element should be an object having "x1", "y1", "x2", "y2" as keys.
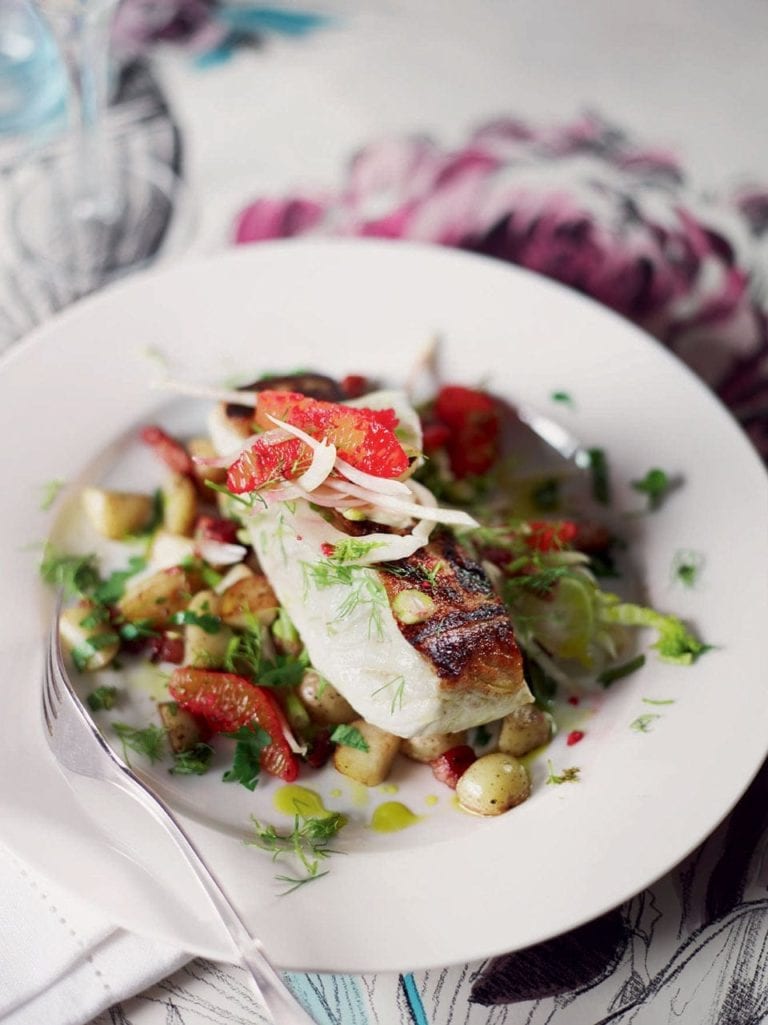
[
  {"x1": 400, "y1": 731, "x2": 467, "y2": 764},
  {"x1": 332, "y1": 719, "x2": 400, "y2": 787},
  {"x1": 162, "y1": 474, "x2": 198, "y2": 537},
  {"x1": 158, "y1": 702, "x2": 207, "y2": 754},
  {"x1": 117, "y1": 566, "x2": 201, "y2": 628},
  {"x1": 456, "y1": 752, "x2": 530, "y2": 816},
  {"x1": 59, "y1": 601, "x2": 119, "y2": 671},
  {"x1": 298, "y1": 670, "x2": 356, "y2": 725},
  {"x1": 498, "y1": 705, "x2": 551, "y2": 758},
  {"x1": 82, "y1": 487, "x2": 153, "y2": 540},
  {"x1": 183, "y1": 590, "x2": 233, "y2": 668},
  {"x1": 220, "y1": 574, "x2": 279, "y2": 628}
]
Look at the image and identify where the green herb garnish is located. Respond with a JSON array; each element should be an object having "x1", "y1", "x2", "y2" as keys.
[
  {"x1": 39, "y1": 545, "x2": 101, "y2": 597},
  {"x1": 93, "y1": 556, "x2": 147, "y2": 605},
  {"x1": 170, "y1": 610, "x2": 222, "y2": 634},
  {"x1": 112, "y1": 722, "x2": 166, "y2": 764},
  {"x1": 328, "y1": 538, "x2": 384, "y2": 563},
  {"x1": 630, "y1": 714, "x2": 660, "y2": 733},
  {"x1": 598, "y1": 598, "x2": 710, "y2": 665},
  {"x1": 247, "y1": 810, "x2": 347, "y2": 894},
  {"x1": 118, "y1": 620, "x2": 159, "y2": 642},
  {"x1": 672, "y1": 549, "x2": 704, "y2": 588},
  {"x1": 171, "y1": 743, "x2": 214, "y2": 776},
  {"x1": 545, "y1": 762, "x2": 580, "y2": 785},
  {"x1": 71, "y1": 631, "x2": 120, "y2": 670},
  {"x1": 330, "y1": 724, "x2": 369, "y2": 751},
  {"x1": 86, "y1": 685, "x2": 119, "y2": 712},
  {"x1": 551, "y1": 391, "x2": 574, "y2": 407},
  {"x1": 222, "y1": 724, "x2": 271, "y2": 791},
  {"x1": 631, "y1": 468, "x2": 675, "y2": 511},
  {"x1": 597, "y1": 653, "x2": 646, "y2": 688}
]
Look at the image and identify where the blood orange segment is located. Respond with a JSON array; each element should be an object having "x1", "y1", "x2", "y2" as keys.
[
  {"x1": 226, "y1": 436, "x2": 311, "y2": 494},
  {"x1": 255, "y1": 390, "x2": 408, "y2": 478},
  {"x1": 168, "y1": 668, "x2": 299, "y2": 781}
]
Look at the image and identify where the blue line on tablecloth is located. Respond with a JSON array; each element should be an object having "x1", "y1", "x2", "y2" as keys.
[{"x1": 401, "y1": 973, "x2": 429, "y2": 1025}]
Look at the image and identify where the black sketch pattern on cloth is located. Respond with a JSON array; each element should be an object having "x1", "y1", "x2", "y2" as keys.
[{"x1": 470, "y1": 756, "x2": 768, "y2": 1024}]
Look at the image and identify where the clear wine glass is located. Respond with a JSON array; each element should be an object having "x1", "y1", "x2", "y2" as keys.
[{"x1": 8, "y1": 0, "x2": 192, "y2": 305}]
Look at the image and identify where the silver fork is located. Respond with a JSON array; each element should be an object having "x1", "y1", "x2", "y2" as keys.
[{"x1": 42, "y1": 596, "x2": 316, "y2": 1025}]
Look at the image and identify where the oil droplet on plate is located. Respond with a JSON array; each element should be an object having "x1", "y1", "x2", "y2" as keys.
[
  {"x1": 329, "y1": 788, "x2": 343, "y2": 799},
  {"x1": 424, "y1": 794, "x2": 439, "y2": 807},
  {"x1": 379, "y1": 783, "x2": 399, "y2": 795},
  {"x1": 370, "y1": 801, "x2": 421, "y2": 833},
  {"x1": 273, "y1": 784, "x2": 331, "y2": 819}
]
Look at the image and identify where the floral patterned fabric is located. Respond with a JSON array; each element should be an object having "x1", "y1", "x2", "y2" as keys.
[{"x1": 233, "y1": 114, "x2": 768, "y2": 457}]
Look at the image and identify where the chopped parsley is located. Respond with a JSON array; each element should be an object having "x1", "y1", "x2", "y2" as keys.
[
  {"x1": 39, "y1": 546, "x2": 101, "y2": 597},
  {"x1": 597, "y1": 653, "x2": 646, "y2": 688},
  {"x1": 546, "y1": 762, "x2": 580, "y2": 785},
  {"x1": 170, "y1": 610, "x2": 222, "y2": 634},
  {"x1": 171, "y1": 743, "x2": 214, "y2": 776},
  {"x1": 631, "y1": 468, "x2": 675, "y2": 511},
  {"x1": 71, "y1": 631, "x2": 120, "y2": 670},
  {"x1": 112, "y1": 722, "x2": 166, "y2": 764},
  {"x1": 672, "y1": 549, "x2": 704, "y2": 588},
  {"x1": 93, "y1": 556, "x2": 147, "y2": 605},
  {"x1": 118, "y1": 620, "x2": 159, "y2": 642},
  {"x1": 222, "y1": 724, "x2": 271, "y2": 791},
  {"x1": 247, "y1": 810, "x2": 347, "y2": 894},
  {"x1": 330, "y1": 724, "x2": 369, "y2": 751},
  {"x1": 86, "y1": 685, "x2": 119, "y2": 712},
  {"x1": 551, "y1": 391, "x2": 574, "y2": 407}
]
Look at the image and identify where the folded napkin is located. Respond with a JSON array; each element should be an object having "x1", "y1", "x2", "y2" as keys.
[{"x1": 0, "y1": 841, "x2": 188, "y2": 1025}]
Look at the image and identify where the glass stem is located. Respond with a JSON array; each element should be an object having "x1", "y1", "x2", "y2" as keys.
[{"x1": 54, "y1": 1, "x2": 119, "y2": 220}]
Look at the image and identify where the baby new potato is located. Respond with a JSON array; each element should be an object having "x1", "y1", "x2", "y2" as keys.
[
  {"x1": 298, "y1": 670, "x2": 356, "y2": 725},
  {"x1": 332, "y1": 719, "x2": 400, "y2": 787},
  {"x1": 82, "y1": 487, "x2": 153, "y2": 540},
  {"x1": 456, "y1": 752, "x2": 530, "y2": 816},
  {"x1": 498, "y1": 704, "x2": 551, "y2": 758}
]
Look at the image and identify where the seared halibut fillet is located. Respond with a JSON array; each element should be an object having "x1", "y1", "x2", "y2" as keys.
[{"x1": 247, "y1": 501, "x2": 532, "y2": 737}]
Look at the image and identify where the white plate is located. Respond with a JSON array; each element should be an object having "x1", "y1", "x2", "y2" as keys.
[{"x1": 2, "y1": 239, "x2": 767, "y2": 974}]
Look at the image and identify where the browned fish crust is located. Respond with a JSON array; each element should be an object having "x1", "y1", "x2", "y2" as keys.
[{"x1": 377, "y1": 530, "x2": 525, "y2": 695}]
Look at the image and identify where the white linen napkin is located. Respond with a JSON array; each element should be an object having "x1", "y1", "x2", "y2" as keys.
[{"x1": 0, "y1": 841, "x2": 188, "y2": 1025}]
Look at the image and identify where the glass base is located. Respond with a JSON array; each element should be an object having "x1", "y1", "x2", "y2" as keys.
[{"x1": 8, "y1": 144, "x2": 194, "y2": 303}]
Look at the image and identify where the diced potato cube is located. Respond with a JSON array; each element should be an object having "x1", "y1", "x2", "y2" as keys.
[
  {"x1": 219, "y1": 574, "x2": 278, "y2": 628},
  {"x1": 82, "y1": 487, "x2": 153, "y2": 540},
  {"x1": 158, "y1": 702, "x2": 206, "y2": 754},
  {"x1": 298, "y1": 670, "x2": 356, "y2": 725},
  {"x1": 162, "y1": 474, "x2": 197, "y2": 537},
  {"x1": 498, "y1": 704, "x2": 551, "y2": 757},
  {"x1": 332, "y1": 719, "x2": 400, "y2": 786},
  {"x1": 183, "y1": 590, "x2": 233, "y2": 668},
  {"x1": 117, "y1": 566, "x2": 202, "y2": 628},
  {"x1": 59, "y1": 601, "x2": 119, "y2": 671},
  {"x1": 400, "y1": 731, "x2": 467, "y2": 763}
]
